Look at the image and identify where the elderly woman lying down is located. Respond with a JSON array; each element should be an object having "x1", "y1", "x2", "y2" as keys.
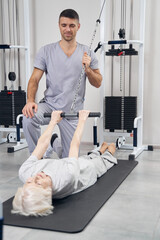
[{"x1": 12, "y1": 110, "x2": 117, "y2": 216}]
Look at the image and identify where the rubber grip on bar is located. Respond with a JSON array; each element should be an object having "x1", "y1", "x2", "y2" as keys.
[{"x1": 88, "y1": 112, "x2": 101, "y2": 118}]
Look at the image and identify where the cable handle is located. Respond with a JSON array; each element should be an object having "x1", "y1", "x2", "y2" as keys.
[{"x1": 44, "y1": 112, "x2": 101, "y2": 118}]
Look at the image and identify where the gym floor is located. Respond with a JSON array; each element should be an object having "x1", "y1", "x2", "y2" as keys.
[{"x1": 0, "y1": 142, "x2": 160, "y2": 240}]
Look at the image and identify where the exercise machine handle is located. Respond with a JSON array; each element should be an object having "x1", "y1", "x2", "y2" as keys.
[
  {"x1": 94, "y1": 42, "x2": 102, "y2": 53},
  {"x1": 88, "y1": 112, "x2": 101, "y2": 118},
  {"x1": 44, "y1": 112, "x2": 101, "y2": 118}
]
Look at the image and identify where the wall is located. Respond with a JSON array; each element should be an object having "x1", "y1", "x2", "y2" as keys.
[{"x1": 143, "y1": 0, "x2": 160, "y2": 146}]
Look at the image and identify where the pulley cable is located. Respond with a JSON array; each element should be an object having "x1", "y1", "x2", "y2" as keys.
[{"x1": 70, "y1": 0, "x2": 106, "y2": 112}]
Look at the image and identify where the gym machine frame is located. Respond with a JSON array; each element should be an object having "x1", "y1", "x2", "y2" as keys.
[
  {"x1": 0, "y1": 0, "x2": 30, "y2": 152},
  {"x1": 99, "y1": 0, "x2": 150, "y2": 160}
]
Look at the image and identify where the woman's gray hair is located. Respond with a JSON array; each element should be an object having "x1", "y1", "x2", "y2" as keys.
[{"x1": 11, "y1": 185, "x2": 53, "y2": 217}]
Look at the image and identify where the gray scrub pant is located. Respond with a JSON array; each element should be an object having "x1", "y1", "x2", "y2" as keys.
[{"x1": 23, "y1": 102, "x2": 78, "y2": 158}]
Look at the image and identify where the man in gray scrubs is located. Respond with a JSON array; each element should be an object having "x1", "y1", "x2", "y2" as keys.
[{"x1": 22, "y1": 9, "x2": 102, "y2": 158}]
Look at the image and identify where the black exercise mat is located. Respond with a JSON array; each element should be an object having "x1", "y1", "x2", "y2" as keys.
[{"x1": 3, "y1": 160, "x2": 138, "y2": 233}]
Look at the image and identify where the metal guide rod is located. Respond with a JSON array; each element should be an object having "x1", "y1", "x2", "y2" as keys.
[
  {"x1": 111, "y1": 0, "x2": 115, "y2": 96},
  {"x1": 129, "y1": 0, "x2": 134, "y2": 96},
  {"x1": 11, "y1": 0, "x2": 16, "y2": 90},
  {"x1": 16, "y1": 0, "x2": 21, "y2": 88},
  {"x1": 23, "y1": 0, "x2": 31, "y2": 89},
  {"x1": 13, "y1": 0, "x2": 16, "y2": 73},
  {"x1": 44, "y1": 112, "x2": 101, "y2": 118},
  {"x1": 8, "y1": 0, "x2": 12, "y2": 77},
  {"x1": 120, "y1": 0, "x2": 126, "y2": 95},
  {"x1": 1, "y1": 0, "x2": 7, "y2": 89},
  {"x1": 121, "y1": 0, "x2": 126, "y2": 31}
]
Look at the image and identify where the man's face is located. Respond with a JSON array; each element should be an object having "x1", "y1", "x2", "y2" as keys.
[{"x1": 59, "y1": 17, "x2": 80, "y2": 42}]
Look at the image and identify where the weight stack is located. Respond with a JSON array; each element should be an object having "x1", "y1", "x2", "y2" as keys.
[
  {"x1": 105, "y1": 96, "x2": 137, "y2": 132},
  {"x1": 0, "y1": 90, "x2": 26, "y2": 127}
]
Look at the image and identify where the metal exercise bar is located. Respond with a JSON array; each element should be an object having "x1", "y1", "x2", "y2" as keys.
[{"x1": 44, "y1": 112, "x2": 101, "y2": 118}]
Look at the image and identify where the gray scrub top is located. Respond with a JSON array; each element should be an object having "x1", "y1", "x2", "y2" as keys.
[{"x1": 34, "y1": 41, "x2": 99, "y2": 112}]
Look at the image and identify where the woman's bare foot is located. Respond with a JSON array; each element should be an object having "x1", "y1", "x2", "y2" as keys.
[
  {"x1": 99, "y1": 142, "x2": 109, "y2": 154},
  {"x1": 107, "y1": 143, "x2": 116, "y2": 155}
]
